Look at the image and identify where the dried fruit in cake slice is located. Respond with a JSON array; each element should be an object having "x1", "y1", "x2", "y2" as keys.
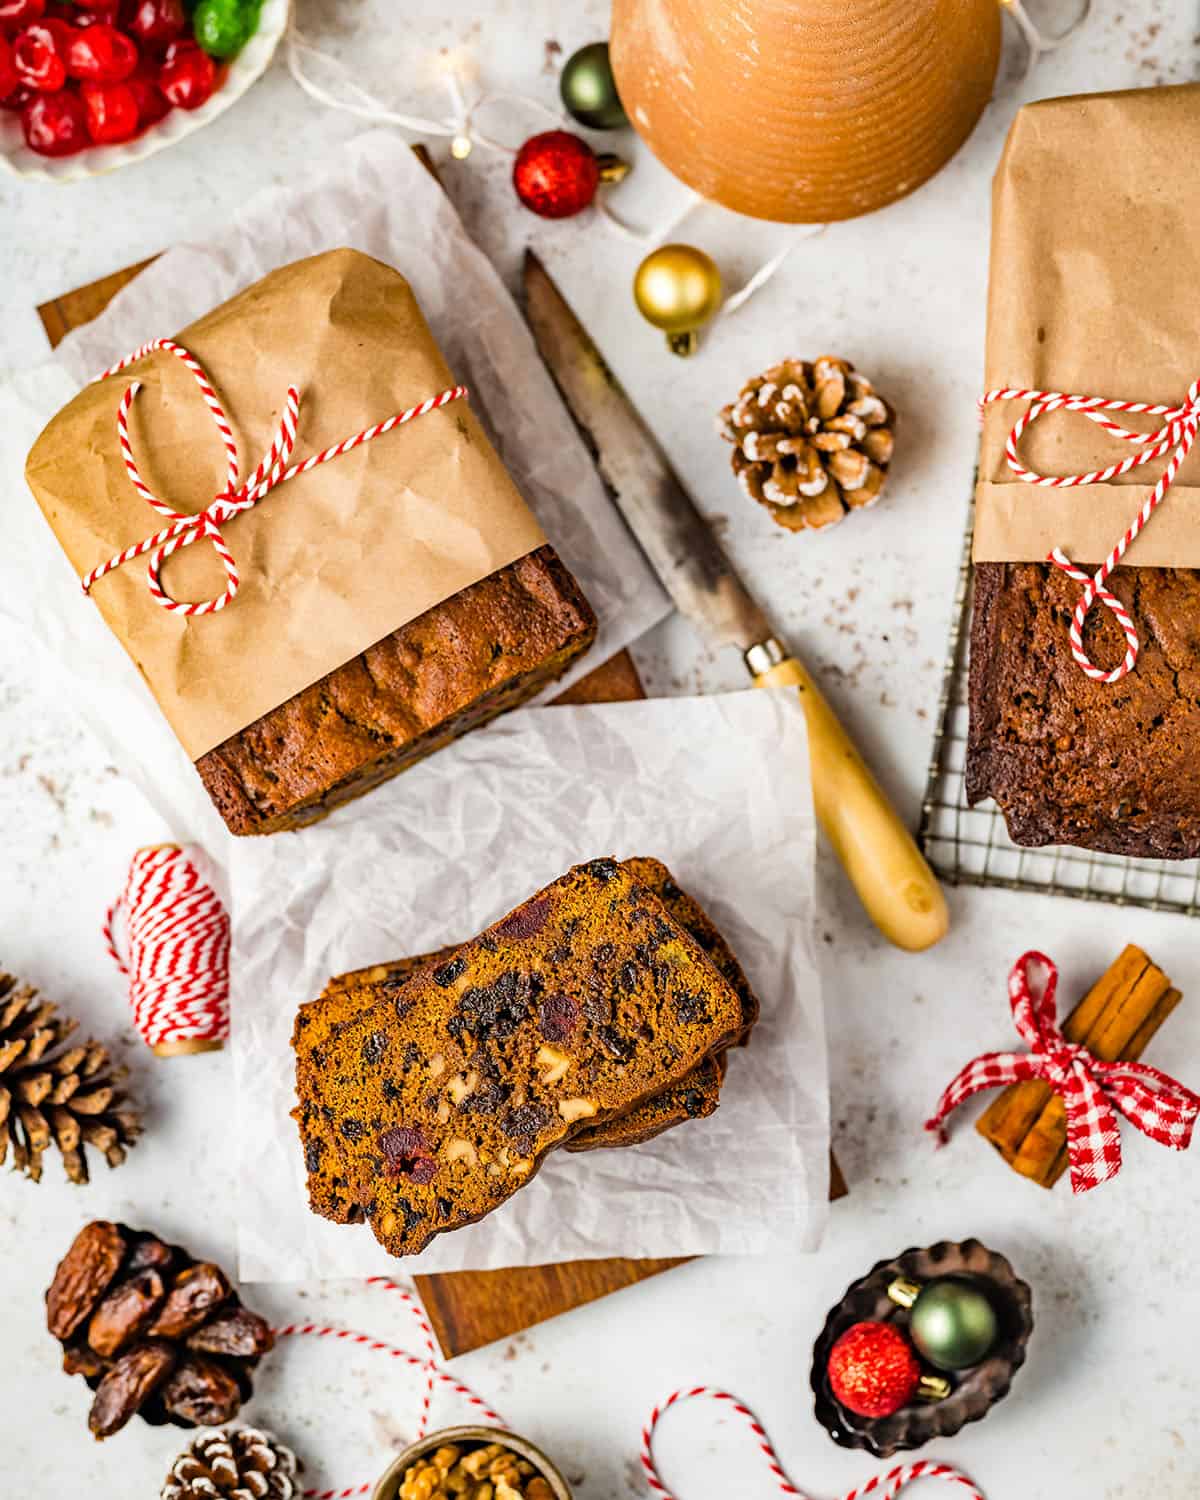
[
  {"x1": 293, "y1": 858, "x2": 759, "y2": 1221},
  {"x1": 620, "y1": 857, "x2": 759, "y2": 1047},
  {"x1": 294, "y1": 858, "x2": 746, "y2": 1256}
]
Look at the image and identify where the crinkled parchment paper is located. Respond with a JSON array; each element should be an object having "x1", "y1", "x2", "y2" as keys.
[{"x1": 231, "y1": 690, "x2": 827, "y2": 1278}]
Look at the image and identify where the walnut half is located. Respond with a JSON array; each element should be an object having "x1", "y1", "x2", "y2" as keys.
[{"x1": 399, "y1": 1440, "x2": 552, "y2": 1500}]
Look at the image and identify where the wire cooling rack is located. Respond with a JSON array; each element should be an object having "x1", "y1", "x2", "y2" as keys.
[{"x1": 918, "y1": 500, "x2": 1200, "y2": 916}]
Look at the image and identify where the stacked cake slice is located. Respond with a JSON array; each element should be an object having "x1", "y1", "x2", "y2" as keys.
[{"x1": 292, "y1": 857, "x2": 758, "y2": 1257}]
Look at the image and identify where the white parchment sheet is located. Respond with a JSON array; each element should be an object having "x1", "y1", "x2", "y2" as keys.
[
  {"x1": 0, "y1": 130, "x2": 668, "y2": 844},
  {"x1": 231, "y1": 690, "x2": 828, "y2": 1279}
]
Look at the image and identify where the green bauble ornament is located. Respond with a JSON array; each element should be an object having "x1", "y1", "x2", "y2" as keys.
[
  {"x1": 890, "y1": 1276, "x2": 999, "y2": 1372},
  {"x1": 560, "y1": 42, "x2": 628, "y2": 131}
]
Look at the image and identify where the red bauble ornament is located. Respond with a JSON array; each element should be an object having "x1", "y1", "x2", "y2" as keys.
[
  {"x1": 512, "y1": 128, "x2": 626, "y2": 219},
  {"x1": 827, "y1": 1321, "x2": 921, "y2": 1419}
]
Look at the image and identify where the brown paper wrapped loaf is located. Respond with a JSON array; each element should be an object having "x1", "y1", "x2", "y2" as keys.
[
  {"x1": 196, "y1": 545, "x2": 596, "y2": 835},
  {"x1": 25, "y1": 250, "x2": 596, "y2": 835},
  {"x1": 968, "y1": 85, "x2": 1200, "y2": 857}
]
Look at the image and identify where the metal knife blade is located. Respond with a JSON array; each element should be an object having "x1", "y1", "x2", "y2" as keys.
[{"x1": 522, "y1": 251, "x2": 775, "y2": 658}]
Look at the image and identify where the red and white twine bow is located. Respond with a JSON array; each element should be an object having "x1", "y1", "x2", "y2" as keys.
[
  {"x1": 82, "y1": 338, "x2": 467, "y2": 615},
  {"x1": 926, "y1": 951, "x2": 1200, "y2": 1193},
  {"x1": 980, "y1": 380, "x2": 1200, "y2": 682},
  {"x1": 103, "y1": 844, "x2": 230, "y2": 1053},
  {"x1": 641, "y1": 1387, "x2": 983, "y2": 1500}
]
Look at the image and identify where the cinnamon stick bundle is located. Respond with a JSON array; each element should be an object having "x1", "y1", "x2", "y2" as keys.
[{"x1": 977, "y1": 945, "x2": 1182, "y2": 1188}]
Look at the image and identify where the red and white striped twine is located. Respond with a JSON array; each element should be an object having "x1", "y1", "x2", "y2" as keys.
[
  {"x1": 273, "y1": 1277, "x2": 504, "y2": 1500},
  {"x1": 272, "y1": 1297, "x2": 987, "y2": 1500},
  {"x1": 980, "y1": 380, "x2": 1200, "y2": 682},
  {"x1": 83, "y1": 337, "x2": 467, "y2": 615},
  {"x1": 641, "y1": 1387, "x2": 985, "y2": 1500},
  {"x1": 103, "y1": 844, "x2": 230, "y2": 1053}
]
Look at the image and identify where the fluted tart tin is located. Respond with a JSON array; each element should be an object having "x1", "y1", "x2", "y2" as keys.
[{"x1": 810, "y1": 1238, "x2": 1034, "y2": 1457}]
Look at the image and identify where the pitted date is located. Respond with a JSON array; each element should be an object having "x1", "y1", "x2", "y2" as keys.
[
  {"x1": 46, "y1": 1221, "x2": 127, "y2": 1341},
  {"x1": 147, "y1": 1263, "x2": 231, "y2": 1338},
  {"x1": 63, "y1": 1342, "x2": 107, "y2": 1379},
  {"x1": 88, "y1": 1340, "x2": 177, "y2": 1439},
  {"x1": 185, "y1": 1306, "x2": 275, "y2": 1360},
  {"x1": 126, "y1": 1236, "x2": 174, "y2": 1275},
  {"x1": 161, "y1": 1356, "x2": 243, "y2": 1426},
  {"x1": 87, "y1": 1270, "x2": 166, "y2": 1358}
]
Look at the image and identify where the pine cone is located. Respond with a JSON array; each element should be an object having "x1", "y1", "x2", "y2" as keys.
[
  {"x1": 0, "y1": 971, "x2": 141, "y2": 1184},
  {"x1": 46, "y1": 1221, "x2": 275, "y2": 1439},
  {"x1": 162, "y1": 1426, "x2": 299, "y2": 1500},
  {"x1": 718, "y1": 356, "x2": 895, "y2": 531}
]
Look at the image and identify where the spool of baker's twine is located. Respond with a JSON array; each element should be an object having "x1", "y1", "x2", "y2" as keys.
[
  {"x1": 103, "y1": 844, "x2": 230, "y2": 1057},
  {"x1": 274, "y1": 1279, "x2": 987, "y2": 1500}
]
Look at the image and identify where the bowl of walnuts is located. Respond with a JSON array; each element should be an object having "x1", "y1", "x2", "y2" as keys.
[
  {"x1": 373, "y1": 1427, "x2": 571, "y2": 1500},
  {"x1": 0, "y1": 0, "x2": 289, "y2": 182}
]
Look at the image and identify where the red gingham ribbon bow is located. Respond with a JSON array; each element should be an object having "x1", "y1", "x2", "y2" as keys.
[
  {"x1": 926, "y1": 951, "x2": 1200, "y2": 1193},
  {"x1": 980, "y1": 380, "x2": 1200, "y2": 682},
  {"x1": 82, "y1": 338, "x2": 467, "y2": 615}
]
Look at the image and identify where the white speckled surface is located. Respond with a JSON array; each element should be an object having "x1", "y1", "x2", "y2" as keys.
[{"x1": 2, "y1": 3, "x2": 1199, "y2": 1497}]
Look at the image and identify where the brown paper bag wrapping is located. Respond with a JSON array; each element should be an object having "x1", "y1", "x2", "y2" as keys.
[
  {"x1": 25, "y1": 249, "x2": 546, "y2": 759},
  {"x1": 975, "y1": 83, "x2": 1200, "y2": 567}
]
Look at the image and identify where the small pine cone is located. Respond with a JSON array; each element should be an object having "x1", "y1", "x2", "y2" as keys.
[
  {"x1": 0, "y1": 970, "x2": 141, "y2": 1184},
  {"x1": 162, "y1": 1426, "x2": 299, "y2": 1500},
  {"x1": 717, "y1": 356, "x2": 895, "y2": 532}
]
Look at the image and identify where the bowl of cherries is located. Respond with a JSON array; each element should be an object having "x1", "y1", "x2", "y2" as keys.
[{"x1": 0, "y1": 0, "x2": 288, "y2": 181}]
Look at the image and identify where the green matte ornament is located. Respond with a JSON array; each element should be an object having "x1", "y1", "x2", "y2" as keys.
[
  {"x1": 889, "y1": 1276, "x2": 999, "y2": 1371},
  {"x1": 560, "y1": 42, "x2": 628, "y2": 131}
]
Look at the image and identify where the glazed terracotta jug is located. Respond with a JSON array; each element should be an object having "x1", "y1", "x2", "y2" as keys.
[{"x1": 610, "y1": 0, "x2": 1002, "y2": 223}]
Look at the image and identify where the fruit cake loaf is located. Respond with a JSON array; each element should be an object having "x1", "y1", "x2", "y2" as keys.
[
  {"x1": 294, "y1": 858, "x2": 758, "y2": 1221},
  {"x1": 967, "y1": 562, "x2": 1200, "y2": 857},
  {"x1": 294, "y1": 857, "x2": 746, "y2": 1256},
  {"x1": 297, "y1": 966, "x2": 723, "y2": 1222},
  {"x1": 196, "y1": 545, "x2": 596, "y2": 836}
]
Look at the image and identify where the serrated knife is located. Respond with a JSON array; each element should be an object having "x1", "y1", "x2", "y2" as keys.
[{"x1": 523, "y1": 251, "x2": 947, "y2": 952}]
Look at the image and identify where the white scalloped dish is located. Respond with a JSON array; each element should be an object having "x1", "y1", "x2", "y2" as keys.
[{"x1": 0, "y1": 0, "x2": 289, "y2": 184}]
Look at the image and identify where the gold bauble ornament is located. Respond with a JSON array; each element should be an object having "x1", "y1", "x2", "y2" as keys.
[{"x1": 633, "y1": 243, "x2": 723, "y2": 355}]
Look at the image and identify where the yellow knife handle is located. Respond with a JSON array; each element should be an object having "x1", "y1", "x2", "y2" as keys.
[{"x1": 753, "y1": 654, "x2": 949, "y2": 952}]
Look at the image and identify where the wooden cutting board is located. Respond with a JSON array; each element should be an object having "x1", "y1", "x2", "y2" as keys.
[{"x1": 37, "y1": 257, "x2": 845, "y2": 1359}]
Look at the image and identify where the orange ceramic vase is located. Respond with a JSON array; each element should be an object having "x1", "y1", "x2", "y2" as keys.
[{"x1": 610, "y1": 0, "x2": 1002, "y2": 223}]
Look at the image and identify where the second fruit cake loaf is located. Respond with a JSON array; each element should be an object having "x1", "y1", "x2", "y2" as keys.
[
  {"x1": 967, "y1": 561, "x2": 1200, "y2": 857},
  {"x1": 293, "y1": 858, "x2": 746, "y2": 1256}
]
